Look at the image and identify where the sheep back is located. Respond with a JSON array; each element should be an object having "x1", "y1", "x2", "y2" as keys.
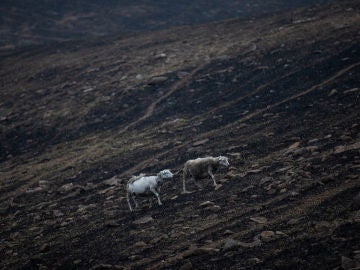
[{"x1": 184, "y1": 157, "x2": 219, "y2": 179}]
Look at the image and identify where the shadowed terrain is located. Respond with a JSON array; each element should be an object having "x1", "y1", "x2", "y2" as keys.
[
  {"x1": 0, "y1": 0, "x2": 359, "y2": 269},
  {"x1": 0, "y1": 0, "x2": 331, "y2": 49}
]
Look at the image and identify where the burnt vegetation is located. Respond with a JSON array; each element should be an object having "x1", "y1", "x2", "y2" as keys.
[{"x1": 0, "y1": 0, "x2": 359, "y2": 269}]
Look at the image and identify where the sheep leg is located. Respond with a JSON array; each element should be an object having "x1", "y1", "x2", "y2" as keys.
[
  {"x1": 127, "y1": 192, "x2": 133, "y2": 211},
  {"x1": 132, "y1": 193, "x2": 139, "y2": 208},
  {"x1": 182, "y1": 170, "x2": 190, "y2": 193},
  {"x1": 193, "y1": 177, "x2": 203, "y2": 190},
  {"x1": 208, "y1": 167, "x2": 217, "y2": 186},
  {"x1": 150, "y1": 187, "x2": 162, "y2": 205}
]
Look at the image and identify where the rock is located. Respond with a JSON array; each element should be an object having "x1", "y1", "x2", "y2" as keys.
[
  {"x1": 179, "y1": 261, "x2": 193, "y2": 270},
  {"x1": 105, "y1": 221, "x2": 121, "y2": 227},
  {"x1": 341, "y1": 256, "x2": 358, "y2": 270},
  {"x1": 192, "y1": 139, "x2": 209, "y2": 146},
  {"x1": 200, "y1": 201, "x2": 215, "y2": 207},
  {"x1": 242, "y1": 185, "x2": 255, "y2": 192},
  {"x1": 287, "y1": 218, "x2": 302, "y2": 225},
  {"x1": 149, "y1": 234, "x2": 168, "y2": 244},
  {"x1": 135, "y1": 74, "x2": 143, "y2": 80},
  {"x1": 177, "y1": 71, "x2": 190, "y2": 78},
  {"x1": 40, "y1": 243, "x2": 49, "y2": 252},
  {"x1": 248, "y1": 257, "x2": 262, "y2": 264},
  {"x1": 288, "y1": 141, "x2": 301, "y2": 149},
  {"x1": 260, "y1": 177, "x2": 273, "y2": 186},
  {"x1": 208, "y1": 205, "x2": 221, "y2": 212},
  {"x1": 134, "y1": 216, "x2": 153, "y2": 225},
  {"x1": 352, "y1": 192, "x2": 360, "y2": 209},
  {"x1": 328, "y1": 89, "x2": 338, "y2": 97},
  {"x1": 53, "y1": 210, "x2": 64, "y2": 217},
  {"x1": 260, "y1": 231, "x2": 276, "y2": 242},
  {"x1": 103, "y1": 177, "x2": 120, "y2": 186},
  {"x1": 58, "y1": 183, "x2": 79, "y2": 193},
  {"x1": 133, "y1": 241, "x2": 147, "y2": 248},
  {"x1": 73, "y1": 259, "x2": 82, "y2": 265},
  {"x1": 183, "y1": 246, "x2": 219, "y2": 258},
  {"x1": 91, "y1": 264, "x2": 124, "y2": 270},
  {"x1": 148, "y1": 76, "x2": 168, "y2": 85},
  {"x1": 334, "y1": 142, "x2": 360, "y2": 154},
  {"x1": 250, "y1": 216, "x2": 268, "y2": 224},
  {"x1": 223, "y1": 230, "x2": 235, "y2": 235},
  {"x1": 223, "y1": 236, "x2": 262, "y2": 251},
  {"x1": 154, "y1": 53, "x2": 167, "y2": 59},
  {"x1": 223, "y1": 238, "x2": 242, "y2": 251}
]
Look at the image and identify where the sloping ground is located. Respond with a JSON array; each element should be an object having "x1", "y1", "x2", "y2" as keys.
[
  {"x1": 0, "y1": 0, "x2": 330, "y2": 49},
  {"x1": 0, "y1": 1, "x2": 359, "y2": 269}
]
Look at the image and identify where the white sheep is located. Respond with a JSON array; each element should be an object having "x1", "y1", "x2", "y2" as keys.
[
  {"x1": 126, "y1": 169, "x2": 173, "y2": 211},
  {"x1": 182, "y1": 156, "x2": 229, "y2": 193}
]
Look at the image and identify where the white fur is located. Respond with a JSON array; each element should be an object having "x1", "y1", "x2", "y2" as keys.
[
  {"x1": 127, "y1": 169, "x2": 173, "y2": 211},
  {"x1": 182, "y1": 156, "x2": 229, "y2": 193}
]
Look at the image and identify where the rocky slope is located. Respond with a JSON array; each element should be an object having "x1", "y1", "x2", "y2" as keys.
[
  {"x1": 0, "y1": 0, "x2": 331, "y2": 49},
  {"x1": 0, "y1": 0, "x2": 359, "y2": 269}
]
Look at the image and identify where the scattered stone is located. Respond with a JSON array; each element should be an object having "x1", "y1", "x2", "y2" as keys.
[
  {"x1": 149, "y1": 234, "x2": 168, "y2": 244},
  {"x1": 53, "y1": 210, "x2": 64, "y2": 217},
  {"x1": 248, "y1": 257, "x2": 262, "y2": 264},
  {"x1": 287, "y1": 218, "x2": 302, "y2": 225},
  {"x1": 223, "y1": 236, "x2": 262, "y2": 251},
  {"x1": 334, "y1": 142, "x2": 360, "y2": 154},
  {"x1": 352, "y1": 192, "x2": 360, "y2": 209},
  {"x1": 39, "y1": 243, "x2": 49, "y2": 252},
  {"x1": 73, "y1": 259, "x2": 82, "y2": 265},
  {"x1": 260, "y1": 231, "x2": 276, "y2": 242},
  {"x1": 275, "y1": 231, "x2": 288, "y2": 237},
  {"x1": 183, "y1": 246, "x2": 219, "y2": 258},
  {"x1": 134, "y1": 216, "x2": 153, "y2": 225},
  {"x1": 242, "y1": 185, "x2": 255, "y2": 192},
  {"x1": 105, "y1": 221, "x2": 121, "y2": 227},
  {"x1": 135, "y1": 74, "x2": 143, "y2": 80},
  {"x1": 58, "y1": 183, "x2": 79, "y2": 193},
  {"x1": 250, "y1": 216, "x2": 268, "y2": 224},
  {"x1": 91, "y1": 264, "x2": 124, "y2": 270},
  {"x1": 208, "y1": 205, "x2": 221, "y2": 212},
  {"x1": 341, "y1": 256, "x2": 359, "y2": 270},
  {"x1": 260, "y1": 177, "x2": 273, "y2": 186},
  {"x1": 154, "y1": 53, "x2": 167, "y2": 59},
  {"x1": 177, "y1": 71, "x2": 190, "y2": 78},
  {"x1": 223, "y1": 230, "x2": 235, "y2": 235},
  {"x1": 200, "y1": 201, "x2": 215, "y2": 207},
  {"x1": 179, "y1": 261, "x2": 193, "y2": 270},
  {"x1": 288, "y1": 141, "x2": 301, "y2": 149},
  {"x1": 328, "y1": 89, "x2": 338, "y2": 97},
  {"x1": 103, "y1": 177, "x2": 120, "y2": 186},
  {"x1": 133, "y1": 241, "x2": 147, "y2": 248},
  {"x1": 223, "y1": 238, "x2": 242, "y2": 251},
  {"x1": 192, "y1": 139, "x2": 209, "y2": 147},
  {"x1": 148, "y1": 76, "x2": 168, "y2": 85}
]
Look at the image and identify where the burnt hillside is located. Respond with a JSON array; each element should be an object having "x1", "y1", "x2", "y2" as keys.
[
  {"x1": 0, "y1": 0, "x2": 359, "y2": 269},
  {"x1": 0, "y1": 0, "x2": 331, "y2": 49}
]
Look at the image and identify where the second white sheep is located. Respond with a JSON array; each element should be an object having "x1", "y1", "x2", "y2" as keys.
[{"x1": 126, "y1": 169, "x2": 173, "y2": 211}]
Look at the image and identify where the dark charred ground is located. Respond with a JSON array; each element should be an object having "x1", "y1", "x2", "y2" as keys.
[
  {"x1": 0, "y1": 0, "x2": 331, "y2": 49},
  {"x1": 0, "y1": 1, "x2": 360, "y2": 269}
]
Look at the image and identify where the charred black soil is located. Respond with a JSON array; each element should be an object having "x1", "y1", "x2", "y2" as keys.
[{"x1": 0, "y1": 1, "x2": 359, "y2": 269}]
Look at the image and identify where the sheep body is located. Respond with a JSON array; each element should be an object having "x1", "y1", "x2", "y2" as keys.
[
  {"x1": 182, "y1": 156, "x2": 229, "y2": 193},
  {"x1": 127, "y1": 169, "x2": 173, "y2": 211}
]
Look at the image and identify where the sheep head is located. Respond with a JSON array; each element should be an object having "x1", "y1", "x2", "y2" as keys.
[
  {"x1": 218, "y1": 156, "x2": 230, "y2": 167},
  {"x1": 158, "y1": 169, "x2": 174, "y2": 180}
]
